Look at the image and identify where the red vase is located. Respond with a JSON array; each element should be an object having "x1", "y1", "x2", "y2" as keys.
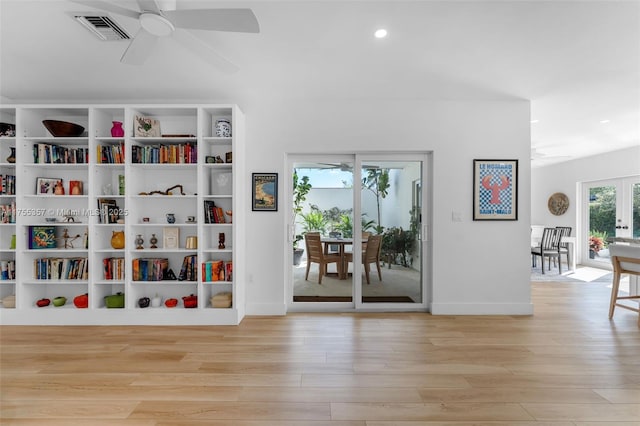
[{"x1": 110, "y1": 121, "x2": 124, "y2": 137}]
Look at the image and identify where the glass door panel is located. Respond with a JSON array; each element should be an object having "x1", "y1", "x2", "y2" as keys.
[
  {"x1": 587, "y1": 184, "x2": 617, "y2": 267},
  {"x1": 358, "y1": 159, "x2": 423, "y2": 305},
  {"x1": 292, "y1": 158, "x2": 354, "y2": 303}
]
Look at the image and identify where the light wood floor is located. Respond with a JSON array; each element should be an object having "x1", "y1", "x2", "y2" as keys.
[{"x1": 1, "y1": 281, "x2": 639, "y2": 425}]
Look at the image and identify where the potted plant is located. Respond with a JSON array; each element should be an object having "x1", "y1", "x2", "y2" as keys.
[
  {"x1": 292, "y1": 171, "x2": 312, "y2": 265},
  {"x1": 589, "y1": 234, "x2": 604, "y2": 258}
]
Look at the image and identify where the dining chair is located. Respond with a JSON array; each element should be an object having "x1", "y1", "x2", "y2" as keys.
[
  {"x1": 304, "y1": 232, "x2": 342, "y2": 284},
  {"x1": 556, "y1": 226, "x2": 572, "y2": 268},
  {"x1": 345, "y1": 234, "x2": 382, "y2": 284},
  {"x1": 608, "y1": 243, "x2": 640, "y2": 325},
  {"x1": 531, "y1": 227, "x2": 562, "y2": 274}
]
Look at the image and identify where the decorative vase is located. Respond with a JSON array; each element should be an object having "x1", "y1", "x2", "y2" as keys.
[
  {"x1": 6, "y1": 147, "x2": 15, "y2": 164},
  {"x1": 215, "y1": 118, "x2": 231, "y2": 137},
  {"x1": 135, "y1": 234, "x2": 144, "y2": 250},
  {"x1": 110, "y1": 121, "x2": 124, "y2": 137},
  {"x1": 150, "y1": 233, "x2": 158, "y2": 249},
  {"x1": 218, "y1": 232, "x2": 225, "y2": 249},
  {"x1": 166, "y1": 213, "x2": 175, "y2": 224},
  {"x1": 110, "y1": 230, "x2": 125, "y2": 249}
]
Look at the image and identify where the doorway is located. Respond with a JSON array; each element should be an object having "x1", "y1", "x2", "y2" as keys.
[{"x1": 287, "y1": 153, "x2": 430, "y2": 311}]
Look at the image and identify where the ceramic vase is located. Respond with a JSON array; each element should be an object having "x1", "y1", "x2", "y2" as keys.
[
  {"x1": 110, "y1": 230, "x2": 125, "y2": 249},
  {"x1": 110, "y1": 121, "x2": 124, "y2": 137},
  {"x1": 6, "y1": 147, "x2": 15, "y2": 164}
]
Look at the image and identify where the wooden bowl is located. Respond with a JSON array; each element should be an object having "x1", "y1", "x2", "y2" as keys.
[{"x1": 42, "y1": 120, "x2": 85, "y2": 137}]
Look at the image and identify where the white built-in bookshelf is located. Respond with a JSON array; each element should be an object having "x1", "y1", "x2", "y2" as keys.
[{"x1": 0, "y1": 104, "x2": 246, "y2": 325}]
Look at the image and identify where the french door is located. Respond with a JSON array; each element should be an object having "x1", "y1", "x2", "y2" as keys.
[
  {"x1": 287, "y1": 153, "x2": 430, "y2": 311},
  {"x1": 582, "y1": 175, "x2": 640, "y2": 268}
]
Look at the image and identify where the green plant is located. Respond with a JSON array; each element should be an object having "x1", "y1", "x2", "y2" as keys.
[
  {"x1": 381, "y1": 227, "x2": 415, "y2": 268},
  {"x1": 333, "y1": 214, "x2": 376, "y2": 239},
  {"x1": 301, "y1": 210, "x2": 327, "y2": 234},
  {"x1": 362, "y1": 168, "x2": 390, "y2": 234},
  {"x1": 292, "y1": 171, "x2": 312, "y2": 249}
]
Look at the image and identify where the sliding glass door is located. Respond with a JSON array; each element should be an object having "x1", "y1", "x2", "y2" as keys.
[{"x1": 288, "y1": 153, "x2": 429, "y2": 311}]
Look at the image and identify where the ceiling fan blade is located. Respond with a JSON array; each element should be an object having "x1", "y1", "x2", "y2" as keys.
[
  {"x1": 163, "y1": 9, "x2": 260, "y2": 33},
  {"x1": 172, "y1": 29, "x2": 239, "y2": 74},
  {"x1": 136, "y1": 0, "x2": 161, "y2": 14},
  {"x1": 121, "y1": 28, "x2": 158, "y2": 65},
  {"x1": 70, "y1": 0, "x2": 141, "y2": 19}
]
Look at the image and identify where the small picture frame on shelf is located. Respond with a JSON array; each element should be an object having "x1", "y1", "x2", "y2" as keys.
[
  {"x1": 472, "y1": 159, "x2": 518, "y2": 221},
  {"x1": 252, "y1": 173, "x2": 278, "y2": 212},
  {"x1": 163, "y1": 227, "x2": 179, "y2": 249},
  {"x1": 133, "y1": 115, "x2": 161, "y2": 137},
  {"x1": 69, "y1": 180, "x2": 83, "y2": 196},
  {"x1": 36, "y1": 177, "x2": 62, "y2": 195}
]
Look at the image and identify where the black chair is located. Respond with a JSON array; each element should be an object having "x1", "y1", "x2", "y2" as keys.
[
  {"x1": 556, "y1": 226, "x2": 572, "y2": 269},
  {"x1": 531, "y1": 227, "x2": 562, "y2": 274}
]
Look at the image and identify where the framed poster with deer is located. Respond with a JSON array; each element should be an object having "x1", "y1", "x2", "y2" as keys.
[{"x1": 473, "y1": 159, "x2": 518, "y2": 221}]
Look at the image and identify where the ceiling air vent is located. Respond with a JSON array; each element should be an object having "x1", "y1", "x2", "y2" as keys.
[{"x1": 73, "y1": 14, "x2": 130, "y2": 41}]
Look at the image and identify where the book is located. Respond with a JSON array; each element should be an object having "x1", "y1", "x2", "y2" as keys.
[{"x1": 28, "y1": 226, "x2": 56, "y2": 249}]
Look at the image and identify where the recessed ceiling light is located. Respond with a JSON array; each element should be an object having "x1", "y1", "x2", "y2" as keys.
[
  {"x1": 530, "y1": 119, "x2": 539, "y2": 124},
  {"x1": 374, "y1": 29, "x2": 388, "y2": 38},
  {"x1": 600, "y1": 119, "x2": 610, "y2": 124}
]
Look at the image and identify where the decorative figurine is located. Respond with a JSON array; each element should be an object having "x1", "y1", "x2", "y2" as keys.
[
  {"x1": 225, "y1": 210, "x2": 232, "y2": 223},
  {"x1": 150, "y1": 233, "x2": 158, "y2": 249},
  {"x1": 218, "y1": 232, "x2": 225, "y2": 249},
  {"x1": 135, "y1": 234, "x2": 144, "y2": 250},
  {"x1": 166, "y1": 213, "x2": 175, "y2": 224}
]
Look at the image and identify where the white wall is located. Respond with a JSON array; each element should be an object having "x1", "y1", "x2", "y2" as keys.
[
  {"x1": 243, "y1": 99, "x2": 532, "y2": 315},
  {"x1": 531, "y1": 145, "x2": 640, "y2": 259}
]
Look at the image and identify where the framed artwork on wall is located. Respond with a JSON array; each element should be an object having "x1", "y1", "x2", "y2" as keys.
[
  {"x1": 251, "y1": 173, "x2": 278, "y2": 211},
  {"x1": 473, "y1": 159, "x2": 518, "y2": 221}
]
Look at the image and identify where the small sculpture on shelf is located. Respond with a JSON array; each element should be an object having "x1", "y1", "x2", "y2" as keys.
[
  {"x1": 150, "y1": 234, "x2": 158, "y2": 249},
  {"x1": 135, "y1": 234, "x2": 144, "y2": 250},
  {"x1": 218, "y1": 232, "x2": 225, "y2": 249},
  {"x1": 58, "y1": 228, "x2": 82, "y2": 249},
  {"x1": 139, "y1": 184, "x2": 185, "y2": 196},
  {"x1": 225, "y1": 210, "x2": 232, "y2": 223}
]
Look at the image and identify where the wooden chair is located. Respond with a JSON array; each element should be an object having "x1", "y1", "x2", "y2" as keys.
[
  {"x1": 345, "y1": 234, "x2": 382, "y2": 284},
  {"x1": 304, "y1": 232, "x2": 342, "y2": 284},
  {"x1": 608, "y1": 243, "x2": 640, "y2": 325},
  {"x1": 531, "y1": 227, "x2": 562, "y2": 274}
]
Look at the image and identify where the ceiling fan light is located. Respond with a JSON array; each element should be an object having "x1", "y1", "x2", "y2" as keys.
[{"x1": 140, "y1": 13, "x2": 175, "y2": 37}]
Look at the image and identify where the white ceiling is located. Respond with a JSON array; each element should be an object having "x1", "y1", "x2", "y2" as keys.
[{"x1": 1, "y1": 0, "x2": 638, "y2": 167}]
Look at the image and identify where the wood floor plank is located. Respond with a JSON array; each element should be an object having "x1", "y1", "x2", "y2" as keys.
[
  {"x1": 521, "y1": 403, "x2": 640, "y2": 421},
  {"x1": 330, "y1": 402, "x2": 534, "y2": 421},
  {"x1": 1, "y1": 281, "x2": 639, "y2": 424}
]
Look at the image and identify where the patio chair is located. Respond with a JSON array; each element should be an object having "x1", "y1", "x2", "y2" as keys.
[
  {"x1": 305, "y1": 232, "x2": 342, "y2": 284},
  {"x1": 531, "y1": 227, "x2": 562, "y2": 274},
  {"x1": 608, "y1": 243, "x2": 640, "y2": 325},
  {"x1": 345, "y1": 234, "x2": 382, "y2": 284}
]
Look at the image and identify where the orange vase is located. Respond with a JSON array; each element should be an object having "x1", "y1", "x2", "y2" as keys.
[{"x1": 110, "y1": 231, "x2": 125, "y2": 249}]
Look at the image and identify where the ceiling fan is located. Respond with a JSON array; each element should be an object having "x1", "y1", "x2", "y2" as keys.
[{"x1": 71, "y1": 0, "x2": 259, "y2": 72}]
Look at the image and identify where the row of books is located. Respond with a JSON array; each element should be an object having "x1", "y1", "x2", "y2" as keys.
[
  {"x1": 1, "y1": 174, "x2": 16, "y2": 195},
  {"x1": 103, "y1": 257, "x2": 125, "y2": 280},
  {"x1": 202, "y1": 260, "x2": 232, "y2": 282},
  {"x1": 33, "y1": 143, "x2": 89, "y2": 164},
  {"x1": 178, "y1": 254, "x2": 198, "y2": 281},
  {"x1": 97, "y1": 142, "x2": 125, "y2": 164},
  {"x1": 132, "y1": 257, "x2": 169, "y2": 281},
  {"x1": 97, "y1": 198, "x2": 121, "y2": 224},
  {"x1": 203, "y1": 200, "x2": 227, "y2": 223},
  {"x1": 1, "y1": 201, "x2": 16, "y2": 223},
  {"x1": 33, "y1": 257, "x2": 88, "y2": 280},
  {"x1": 1, "y1": 260, "x2": 16, "y2": 280},
  {"x1": 131, "y1": 142, "x2": 197, "y2": 164}
]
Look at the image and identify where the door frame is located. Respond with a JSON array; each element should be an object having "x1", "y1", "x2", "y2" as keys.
[{"x1": 285, "y1": 152, "x2": 432, "y2": 312}]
